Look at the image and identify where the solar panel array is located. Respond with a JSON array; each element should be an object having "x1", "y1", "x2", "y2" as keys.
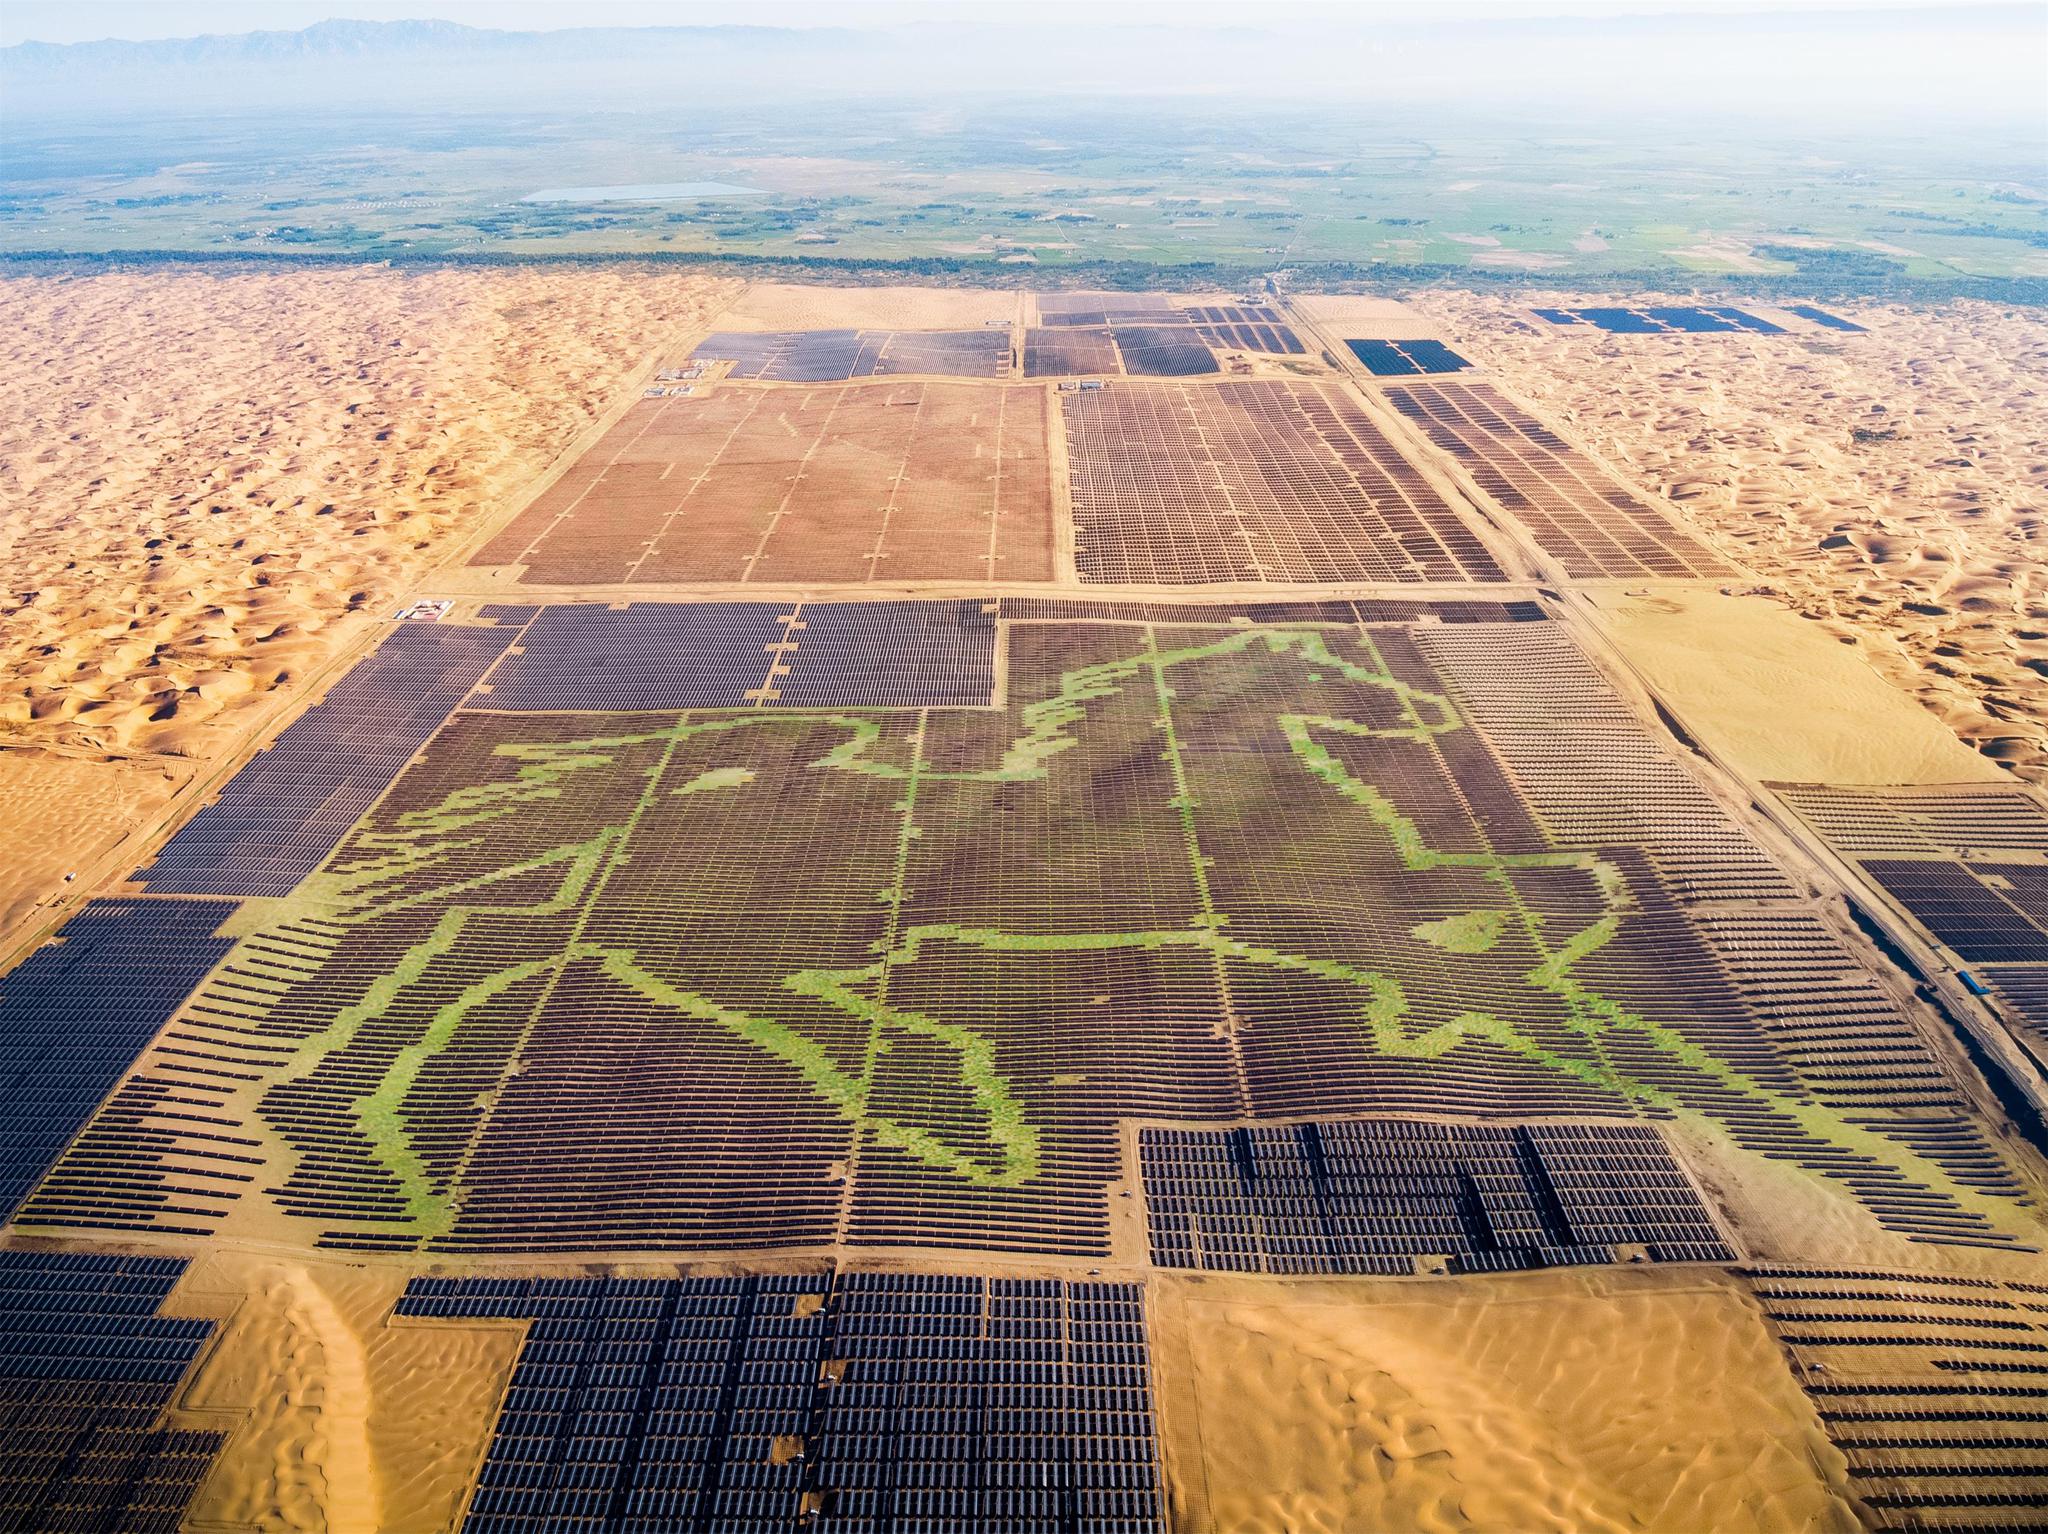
[
  {"x1": 471, "y1": 383, "x2": 1054, "y2": 587},
  {"x1": 397, "y1": 1270, "x2": 1164, "y2": 1533},
  {"x1": 1533, "y1": 306, "x2": 1785, "y2": 335},
  {"x1": 994, "y1": 597, "x2": 1547, "y2": 626},
  {"x1": 1383, "y1": 379, "x2": 1735, "y2": 578},
  {"x1": 21, "y1": 612, "x2": 2036, "y2": 1259},
  {"x1": 693, "y1": 331, "x2": 1010, "y2": 383},
  {"x1": 139, "y1": 623, "x2": 518, "y2": 896},
  {"x1": 0, "y1": 1250, "x2": 223, "y2": 1533},
  {"x1": 0, "y1": 897, "x2": 236, "y2": 1221},
  {"x1": 1346, "y1": 338, "x2": 1473, "y2": 376},
  {"x1": 1746, "y1": 1266, "x2": 2048, "y2": 1529},
  {"x1": 1785, "y1": 304, "x2": 1867, "y2": 333},
  {"x1": 1143, "y1": 1119, "x2": 1734, "y2": 1274},
  {"x1": 479, "y1": 601, "x2": 996, "y2": 713},
  {"x1": 1063, "y1": 379, "x2": 1507, "y2": 583},
  {"x1": 1776, "y1": 786, "x2": 2048, "y2": 1069},
  {"x1": 1022, "y1": 302, "x2": 1302, "y2": 378}
]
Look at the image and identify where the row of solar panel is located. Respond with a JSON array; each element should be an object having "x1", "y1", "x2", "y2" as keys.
[
  {"x1": 397, "y1": 1270, "x2": 1165, "y2": 1533},
  {"x1": 1346, "y1": 338, "x2": 1473, "y2": 376},
  {"x1": 1534, "y1": 306, "x2": 1785, "y2": 335},
  {"x1": 0, "y1": 1252, "x2": 224, "y2": 1533},
  {"x1": 1140, "y1": 1119, "x2": 1735, "y2": 1275}
]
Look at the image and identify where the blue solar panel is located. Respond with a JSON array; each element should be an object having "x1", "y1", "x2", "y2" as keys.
[
  {"x1": 774, "y1": 601, "x2": 996, "y2": 709},
  {"x1": 1787, "y1": 304, "x2": 1865, "y2": 333},
  {"x1": 139, "y1": 625, "x2": 515, "y2": 896},
  {"x1": 479, "y1": 603, "x2": 789, "y2": 711},
  {"x1": 0, "y1": 898, "x2": 237, "y2": 1219},
  {"x1": 0, "y1": 1250, "x2": 223, "y2": 1530}
]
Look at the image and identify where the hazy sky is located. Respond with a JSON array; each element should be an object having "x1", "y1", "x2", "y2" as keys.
[{"x1": 2, "y1": 0, "x2": 2023, "y2": 47}]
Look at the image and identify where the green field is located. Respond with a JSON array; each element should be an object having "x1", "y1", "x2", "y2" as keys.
[{"x1": 6, "y1": 103, "x2": 2044, "y2": 291}]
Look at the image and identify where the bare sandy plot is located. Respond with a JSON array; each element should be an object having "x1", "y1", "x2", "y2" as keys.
[
  {"x1": 1293, "y1": 292, "x2": 1446, "y2": 339},
  {"x1": 1416, "y1": 290, "x2": 2048, "y2": 783},
  {"x1": 162, "y1": 1250, "x2": 523, "y2": 1534},
  {"x1": 0, "y1": 748, "x2": 186, "y2": 931},
  {"x1": 0, "y1": 265, "x2": 740, "y2": 763},
  {"x1": 1163, "y1": 1269, "x2": 1858, "y2": 1534},
  {"x1": 1590, "y1": 588, "x2": 2009, "y2": 786},
  {"x1": 716, "y1": 281, "x2": 1019, "y2": 331},
  {"x1": 476, "y1": 380, "x2": 1055, "y2": 585}
]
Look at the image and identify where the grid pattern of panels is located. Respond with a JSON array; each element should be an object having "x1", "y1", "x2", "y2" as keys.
[
  {"x1": 693, "y1": 331, "x2": 1010, "y2": 383},
  {"x1": 397, "y1": 1271, "x2": 1165, "y2": 1534},
  {"x1": 1786, "y1": 305, "x2": 1867, "y2": 333},
  {"x1": 1774, "y1": 786, "x2": 2048, "y2": 859},
  {"x1": 1777, "y1": 785, "x2": 2048, "y2": 965},
  {"x1": 1346, "y1": 338, "x2": 1472, "y2": 376},
  {"x1": 1746, "y1": 1266, "x2": 2048, "y2": 1530},
  {"x1": 1064, "y1": 380, "x2": 1504, "y2": 584},
  {"x1": 1142, "y1": 1119, "x2": 1733, "y2": 1275},
  {"x1": 1181, "y1": 305, "x2": 1304, "y2": 355},
  {"x1": 1533, "y1": 306, "x2": 1785, "y2": 335},
  {"x1": 1419, "y1": 625, "x2": 1794, "y2": 900},
  {"x1": 138, "y1": 623, "x2": 517, "y2": 896},
  {"x1": 996, "y1": 597, "x2": 1547, "y2": 625},
  {"x1": 23, "y1": 615, "x2": 2035, "y2": 1260},
  {"x1": 479, "y1": 603, "x2": 791, "y2": 711},
  {"x1": 1022, "y1": 330, "x2": 1121, "y2": 379},
  {"x1": 481, "y1": 602, "x2": 998, "y2": 714},
  {"x1": 0, "y1": 898, "x2": 236, "y2": 1222},
  {"x1": 770, "y1": 602, "x2": 996, "y2": 709},
  {"x1": 0, "y1": 1250, "x2": 223, "y2": 1534},
  {"x1": 475, "y1": 384, "x2": 1053, "y2": 587},
  {"x1": 1384, "y1": 379, "x2": 1734, "y2": 578},
  {"x1": 1987, "y1": 969, "x2": 2048, "y2": 1059}
]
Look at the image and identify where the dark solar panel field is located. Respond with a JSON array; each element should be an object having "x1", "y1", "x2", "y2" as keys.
[
  {"x1": 693, "y1": 329, "x2": 1010, "y2": 382},
  {"x1": 1063, "y1": 379, "x2": 1507, "y2": 583},
  {"x1": 0, "y1": 898, "x2": 235, "y2": 1221},
  {"x1": 138, "y1": 622, "x2": 518, "y2": 897},
  {"x1": 471, "y1": 382, "x2": 1055, "y2": 586},
  {"x1": 399, "y1": 1270, "x2": 1164, "y2": 1531},
  {"x1": 0, "y1": 1251, "x2": 223, "y2": 1532},
  {"x1": 1383, "y1": 380, "x2": 1735, "y2": 578},
  {"x1": 1143, "y1": 1119, "x2": 1732, "y2": 1274},
  {"x1": 1535, "y1": 306, "x2": 1785, "y2": 335},
  {"x1": 21, "y1": 609, "x2": 2031, "y2": 1263},
  {"x1": 1346, "y1": 338, "x2": 1473, "y2": 376},
  {"x1": 1786, "y1": 304, "x2": 1866, "y2": 333}
]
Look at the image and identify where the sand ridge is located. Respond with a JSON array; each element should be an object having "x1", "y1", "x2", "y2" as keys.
[{"x1": 1413, "y1": 290, "x2": 2048, "y2": 782}]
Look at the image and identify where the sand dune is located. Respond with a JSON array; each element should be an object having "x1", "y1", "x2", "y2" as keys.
[
  {"x1": 0, "y1": 746, "x2": 186, "y2": 933},
  {"x1": 1163, "y1": 1268, "x2": 1858, "y2": 1534},
  {"x1": 0, "y1": 264, "x2": 739, "y2": 927},
  {"x1": 1416, "y1": 292, "x2": 2048, "y2": 783}
]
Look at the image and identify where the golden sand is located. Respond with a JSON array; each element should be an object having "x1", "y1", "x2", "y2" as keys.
[{"x1": 1158, "y1": 1268, "x2": 1859, "y2": 1534}]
